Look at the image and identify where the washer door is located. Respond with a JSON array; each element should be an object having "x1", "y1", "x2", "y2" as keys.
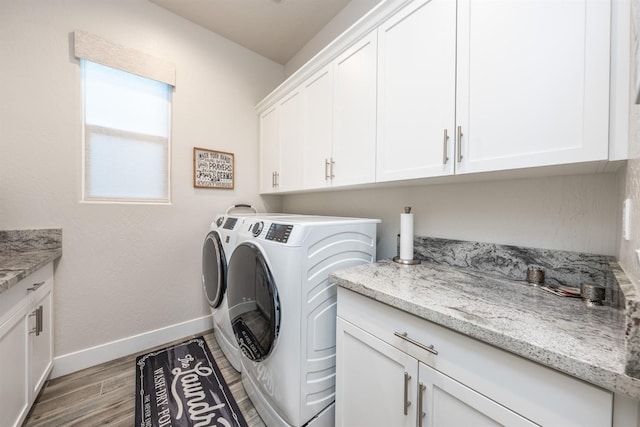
[
  {"x1": 202, "y1": 231, "x2": 227, "y2": 309},
  {"x1": 227, "y1": 242, "x2": 280, "y2": 362}
]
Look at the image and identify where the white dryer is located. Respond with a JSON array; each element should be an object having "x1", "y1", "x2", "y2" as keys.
[
  {"x1": 202, "y1": 207, "x2": 250, "y2": 372},
  {"x1": 226, "y1": 215, "x2": 379, "y2": 427}
]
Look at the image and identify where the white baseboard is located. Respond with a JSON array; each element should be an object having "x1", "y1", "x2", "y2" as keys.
[{"x1": 50, "y1": 315, "x2": 214, "y2": 379}]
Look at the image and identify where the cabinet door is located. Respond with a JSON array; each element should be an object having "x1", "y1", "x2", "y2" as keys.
[
  {"x1": 0, "y1": 305, "x2": 30, "y2": 427},
  {"x1": 259, "y1": 106, "x2": 279, "y2": 193},
  {"x1": 278, "y1": 89, "x2": 304, "y2": 192},
  {"x1": 332, "y1": 32, "x2": 377, "y2": 187},
  {"x1": 29, "y1": 285, "x2": 53, "y2": 399},
  {"x1": 419, "y1": 362, "x2": 536, "y2": 427},
  {"x1": 376, "y1": 0, "x2": 456, "y2": 182},
  {"x1": 455, "y1": 0, "x2": 610, "y2": 174},
  {"x1": 336, "y1": 317, "x2": 417, "y2": 427},
  {"x1": 302, "y1": 66, "x2": 333, "y2": 189}
]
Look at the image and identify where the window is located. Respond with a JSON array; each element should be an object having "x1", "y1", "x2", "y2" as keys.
[{"x1": 82, "y1": 60, "x2": 171, "y2": 202}]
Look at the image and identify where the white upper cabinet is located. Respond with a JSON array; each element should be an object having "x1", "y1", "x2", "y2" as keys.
[
  {"x1": 302, "y1": 66, "x2": 334, "y2": 190},
  {"x1": 257, "y1": 0, "x2": 621, "y2": 193},
  {"x1": 259, "y1": 89, "x2": 304, "y2": 193},
  {"x1": 259, "y1": 105, "x2": 279, "y2": 193},
  {"x1": 332, "y1": 32, "x2": 378, "y2": 187},
  {"x1": 278, "y1": 90, "x2": 304, "y2": 192},
  {"x1": 455, "y1": 0, "x2": 611, "y2": 174},
  {"x1": 376, "y1": 0, "x2": 457, "y2": 182}
]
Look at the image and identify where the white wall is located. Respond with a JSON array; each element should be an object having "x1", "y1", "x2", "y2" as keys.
[
  {"x1": 284, "y1": 0, "x2": 382, "y2": 77},
  {"x1": 617, "y1": 0, "x2": 640, "y2": 288},
  {"x1": 283, "y1": 172, "x2": 620, "y2": 260},
  {"x1": 615, "y1": 0, "x2": 640, "y2": 292},
  {"x1": 0, "y1": 0, "x2": 283, "y2": 370}
]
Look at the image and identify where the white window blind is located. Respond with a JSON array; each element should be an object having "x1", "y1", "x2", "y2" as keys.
[
  {"x1": 74, "y1": 31, "x2": 175, "y2": 203},
  {"x1": 82, "y1": 60, "x2": 171, "y2": 202}
]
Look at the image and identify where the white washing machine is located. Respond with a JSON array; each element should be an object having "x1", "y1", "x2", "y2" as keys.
[
  {"x1": 226, "y1": 215, "x2": 379, "y2": 427},
  {"x1": 202, "y1": 206, "x2": 294, "y2": 373}
]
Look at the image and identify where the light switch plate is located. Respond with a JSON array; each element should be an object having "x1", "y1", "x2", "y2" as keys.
[{"x1": 624, "y1": 198, "x2": 632, "y2": 241}]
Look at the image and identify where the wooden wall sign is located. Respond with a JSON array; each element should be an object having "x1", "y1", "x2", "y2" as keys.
[{"x1": 193, "y1": 147, "x2": 234, "y2": 189}]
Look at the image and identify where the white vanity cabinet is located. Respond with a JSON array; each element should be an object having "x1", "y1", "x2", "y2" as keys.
[
  {"x1": 0, "y1": 263, "x2": 54, "y2": 427},
  {"x1": 337, "y1": 317, "x2": 535, "y2": 426},
  {"x1": 336, "y1": 287, "x2": 613, "y2": 427}
]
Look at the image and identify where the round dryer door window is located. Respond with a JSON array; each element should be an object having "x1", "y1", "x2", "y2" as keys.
[
  {"x1": 227, "y1": 242, "x2": 280, "y2": 362},
  {"x1": 202, "y1": 231, "x2": 226, "y2": 309}
]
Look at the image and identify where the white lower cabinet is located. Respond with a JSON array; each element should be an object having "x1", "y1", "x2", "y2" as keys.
[
  {"x1": 29, "y1": 282, "x2": 53, "y2": 398},
  {"x1": 0, "y1": 262, "x2": 54, "y2": 427},
  {"x1": 337, "y1": 318, "x2": 534, "y2": 427},
  {"x1": 336, "y1": 287, "x2": 613, "y2": 427},
  {"x1": 0, "y1": 303, "x2": 29, "y2": 427},
  {"x1": 337, "y1": 317, "x2": 417, "y2": 427}
]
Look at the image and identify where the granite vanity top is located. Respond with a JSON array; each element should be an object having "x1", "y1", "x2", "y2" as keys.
[
  {"x1": 331, "y1": 258, "x2": 640, "y2": 398},
  {"x1": 0, "y1": 229, "x2": 62, "y2": 294}
]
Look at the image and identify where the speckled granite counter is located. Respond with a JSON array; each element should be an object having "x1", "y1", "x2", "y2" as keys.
[
  {"x1": 0, "y1": 229, "x2": 62, "y2": 294},
  {"x1": 330, "y1": 240, "x2": 640, "y2": 399}
]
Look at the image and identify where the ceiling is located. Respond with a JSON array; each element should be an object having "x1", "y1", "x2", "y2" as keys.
[{"x1": 148, "y1": 0, "x2": 353, "y2": 65}]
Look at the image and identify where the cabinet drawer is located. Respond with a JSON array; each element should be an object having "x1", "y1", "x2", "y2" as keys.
[
  {"x1": 0, "y1": 263, "x2": 53, "y2": 325},
  {"x1": 337, "y1": 287, "x2": 613, "y2": 427}
]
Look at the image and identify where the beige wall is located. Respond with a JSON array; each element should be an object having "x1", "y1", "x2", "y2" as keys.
[
  {"x1": 0, "y1": 0, "x2": 283, "y2": 359},
  {"x1": 618, "y1": 1, "x2": 640, "y2": 289},
  {"x1": 284, "y1": 0, "x2": 383, "y2": 77},
  {"x1": 283, "y1": 173, "x2": 620, "y2": 260}
]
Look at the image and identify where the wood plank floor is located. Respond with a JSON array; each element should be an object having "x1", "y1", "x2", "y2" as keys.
[{"x1": 23, "y1": 330, "x2": 266, "y2": 426}]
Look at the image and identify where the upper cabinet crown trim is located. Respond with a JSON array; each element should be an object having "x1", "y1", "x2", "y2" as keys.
[{"x1": 255, "y1": 0, "x2": 411, "y2": 113}]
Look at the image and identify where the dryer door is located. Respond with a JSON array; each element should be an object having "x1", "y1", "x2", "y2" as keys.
[
  {"x1": 202, "y1": 231, "x2": 227, "y2": 309},
  {"x1": 227, "y1": 242, "x2": 280, "y2": 362}
]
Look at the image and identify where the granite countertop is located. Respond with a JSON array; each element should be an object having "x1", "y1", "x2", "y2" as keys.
[
  {"x1": 0, "y1": 229, "x2": 62, "y2": 294},
  {"x1": 330, "y1": 259, "x2": 640, "y2": 398}
]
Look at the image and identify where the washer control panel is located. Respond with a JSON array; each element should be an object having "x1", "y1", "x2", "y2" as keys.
[
  {"x1": 223, "y1": 217, "x2": 238, "y2": 230},
  {"x1": 265, "y1": 223, "x2": 293, "y2": 243},
  {"x1": 251, "y1": 221, "x2": 264, "y2": 237}
]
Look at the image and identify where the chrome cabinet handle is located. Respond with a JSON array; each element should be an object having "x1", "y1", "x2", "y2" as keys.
[
  {"x1": 325, "y1": 159, "x2": 330, "y2": 180},
  {"x1": 271, "y1": 171, "x2": 275, "y2": 188},
  {"x1": 29, "y1": 305, "x2": 43, "y2": 336},
  {"x1": 418, "y1": 382, "x2": 426, "y2": 427},
  {"x1": 443, "y1": 129, "x2": 449, "y2": 164},
  {"x1": 330, "y1": 158, "x2": 335, "y2": 179},
  {"x1": 403, "y1": 371, "x2": 412, "y2": 415},
  {"x1": 456, "y1": 125, "x2": 463, "y2": 163},
  {"x1": 394, "y1": 332, "x2": 438, "y2": 355},
  {"x1": 37, "y1": 305, "x2": 43, "y2": 336},
  {"x1": 27, "y1": 281, "x2": 45, "y2": 291}
]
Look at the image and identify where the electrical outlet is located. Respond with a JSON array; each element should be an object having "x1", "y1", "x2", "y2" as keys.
[{"x1": 624, "y1": 199, "x2": 632, "y2": 241}]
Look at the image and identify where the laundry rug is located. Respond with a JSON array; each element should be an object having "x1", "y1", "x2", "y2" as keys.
[{"x1": 135, "y1": 336, "x2": 248, "y2": 427}]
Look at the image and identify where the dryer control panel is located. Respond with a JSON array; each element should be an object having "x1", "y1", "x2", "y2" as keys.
[{"x1": 265, "y1": 223, "x2": 293, "y2": 243}]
